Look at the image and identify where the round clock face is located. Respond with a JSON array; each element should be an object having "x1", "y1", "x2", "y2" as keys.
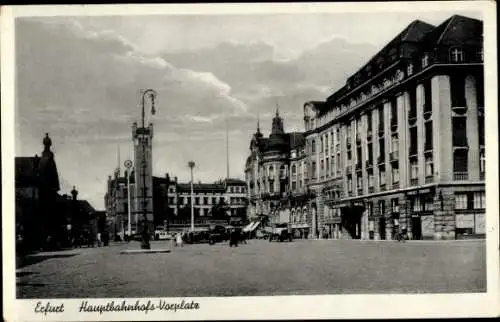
[{"x1": 124, "y1": 159, "x2": 133, "y2": 169}]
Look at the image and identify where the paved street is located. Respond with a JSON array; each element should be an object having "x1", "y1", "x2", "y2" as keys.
[{"x1": 16, "y1": 239, "x2": 486, "y2": 298}]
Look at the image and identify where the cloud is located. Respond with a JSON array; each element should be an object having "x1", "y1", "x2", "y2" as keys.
[{"x1": 15, "y1": 16, "x2": 375, "y2": 209}]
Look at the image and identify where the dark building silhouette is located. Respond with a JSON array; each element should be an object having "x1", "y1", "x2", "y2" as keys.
[{"x1": 15, "y1": 133, "x2": 98, "y2": 253}]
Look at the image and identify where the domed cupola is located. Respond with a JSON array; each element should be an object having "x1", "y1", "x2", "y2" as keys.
[{"x1": 265, "y1": 107, "x2": 289, "y2": 152}]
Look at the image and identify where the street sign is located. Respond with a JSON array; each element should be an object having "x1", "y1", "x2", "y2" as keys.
[{"x1": 124, "y1": 159, "x2": 133, "y2": 169}]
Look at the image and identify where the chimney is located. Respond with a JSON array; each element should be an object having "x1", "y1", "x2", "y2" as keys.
[{"x1": 174, "y1": 176, "x2": 178, "y2": 183}]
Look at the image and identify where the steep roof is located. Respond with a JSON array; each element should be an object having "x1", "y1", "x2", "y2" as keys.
[
  {"x1": 225, "y1": 178, "x2": 246, "y2": 185},
  {"x1": 77, "y1": 200, "x2": 96, "y2": 214},
  {"x1": 422, "y1": 15, "x2": 483, "y2": 46},
  {"x1": 288, "y1": 132, "x2": 305, "y2": 149},
  {"x1": 177, "y1": 183, "x2": 226, "y2": 193},
  {"x1": 399, "y1": 20, "x2": 436, "y2": 43}
]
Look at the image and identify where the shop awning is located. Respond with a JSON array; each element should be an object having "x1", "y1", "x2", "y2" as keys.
[
  {"x1": 243, "y1": 221, "x2": 261, "y2": 232},
  {"x1": 291, "y1": 223, "x2": 310, "y2": 229},
  {"x1": 242, "y1": 222, "x2": 253, "y2": 232}
]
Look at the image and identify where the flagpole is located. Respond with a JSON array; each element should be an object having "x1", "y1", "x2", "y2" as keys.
[{"x1": 226, "y1": 116, "x2": 229, "y2": 179}]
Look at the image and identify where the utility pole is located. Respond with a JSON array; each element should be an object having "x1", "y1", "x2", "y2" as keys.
[
  {"x1": 226, "y1": 116, "x2": 230, "y2": 179},
  {"x1": 124, "y1": 159, "x2": 133, "y2": 237},
  {"x1": 188, "y1": 161, "x2": 196, "y2": 232},
  {"x1": 138, "y1": 89, "x2": 157, "y2": 250}
]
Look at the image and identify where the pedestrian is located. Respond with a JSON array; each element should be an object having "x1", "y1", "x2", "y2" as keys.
[{"x1": 176, "y1": 232, "x2": 183, "y2": 247}]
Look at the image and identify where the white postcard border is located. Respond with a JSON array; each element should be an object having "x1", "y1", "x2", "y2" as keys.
[{"x1": 2, "y1": 2, "x2": 499, "y2": 321}]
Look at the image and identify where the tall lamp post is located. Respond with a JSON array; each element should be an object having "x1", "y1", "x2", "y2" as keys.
[
  {"x1": 124, "y1": 159, "x2": 133, "y2": 238},
  {"x1": 139, "y1": 89, "x2": 157, "y2": 250},
  {"x1": 188, "y1": 161, "x2": 195, "y2": 232}
]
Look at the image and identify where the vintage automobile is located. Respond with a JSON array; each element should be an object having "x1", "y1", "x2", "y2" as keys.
[
  {"x1": 186, "y1": 230, "x2": 210, "y2": 244},
  {"x1": 267, "y1": 223, "x2": 293, "y2": 242},
  {"x1": 208, "y1": 225, "x2": 230, "y2": 245}
]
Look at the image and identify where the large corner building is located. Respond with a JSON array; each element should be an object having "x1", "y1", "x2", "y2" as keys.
[{"x1": 247, "y1": 15, "x2": 485, "y2": 240}]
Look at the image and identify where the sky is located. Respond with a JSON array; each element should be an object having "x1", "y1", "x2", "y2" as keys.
[{"x1": 14, "y1": 9, "x2": 482, "y2": 210}]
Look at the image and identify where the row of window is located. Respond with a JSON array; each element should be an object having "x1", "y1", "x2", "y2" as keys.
[
  {"x1": 228, "y1": 186, "x2": 246, "y2": 194},
  {"x1": 170, "y1": 196, "x2": 226, "y2": 206},
  {"x1": 455, "y1": 192, "x2": 486, "y2": 210}
]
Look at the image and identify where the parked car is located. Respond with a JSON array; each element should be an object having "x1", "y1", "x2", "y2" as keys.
[
  {"x1": 268, "y1": 224, "x2": 293, "y2": 242},
  {"x1": 186, "y1": 230, "x2": 210, "y2": 244},
  {"x1": 208, "y1": 225, "x2": 229, "y2": 245}
]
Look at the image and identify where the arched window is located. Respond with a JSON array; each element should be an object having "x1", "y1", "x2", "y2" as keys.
[
  {"x1": 269, "y1": 165, "x2": 274, "y2": 177},
  {"x1": 292, "y1": 164, "x2": 297, "y2": 175},
  {"x1": 450, "y1": 47, "x2": 464, "y2": 63},
  {"x1": 280, "y1": 165, "x2": 286, "y2": 178}
]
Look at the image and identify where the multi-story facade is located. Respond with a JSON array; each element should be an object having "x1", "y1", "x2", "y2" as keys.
[
  {"x1": 165, "y1": 176, "x2": 247, "y2": 229},
  {"x1": 105, "y1": 170, "x2": 248, "y2": 234},
  {"x1": 245, "y1": 110, "x2": 313, "y2": 238},
  {"x1": 303, "y1": 15, "x2": 484, "y2": 240}
]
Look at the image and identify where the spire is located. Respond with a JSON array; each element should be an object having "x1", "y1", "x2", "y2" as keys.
[
  {"x1": 271, "y1": 104, "x2": 284, "y2": 135},
  {"x1": 257, "y1": 113, "x2": 261, "y2": 133}
]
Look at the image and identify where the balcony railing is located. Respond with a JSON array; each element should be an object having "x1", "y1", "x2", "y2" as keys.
[
  {"x1": 380, "y1": 184, "x2": 386, "y2": 192},
  {"x1": 390, "y1": 118, "x2": 398, "y2": 131},
  {"x1": 425, "y1": 176, "x2": 434, "y2": 184},
  {"x1": 389, "y1": 152, "x2": 398, "y2": 162},
  {"x1": 346, "y1": 165, "x2": 352, "y2": 173},
  {"x1": 368, "y1": 186, "x2": 374, "y2": 193},
  {"x1": 408, "y1": 113, "x2": 417, "y2": 125},
  {"x1": 356, "y1": 134, "x2": 361, "y2": 145},
  {"x1": 377, "y1": 156, "x2": 385, "y2": 165},
  {"x1": 367, "y1": 130, "x2": 373, "y2": 141},
  {"x1": 408, "y1": 149, "x2": 418, "y2": 158},
  {"x1": 346, "y1": 137, "x2": 352, "y2": 145},
  {"x1": 365, "y1": 160, "x2": 373, "y2": 169},
  {"x1": 423, "y1": 109, "x2": 432, "y2": 120},
  {"x1": 392, "y1": 182, "x2": 400, "y2": 189},
  {"x1": 453, "y1": 172, "x2": 469, "y2": 181},
  {"x1": 452, "y1": 140, "x2": 468, "y2": 149},
  {"x1": 357, "y1": 188, "x2": 363, "y2": 195},
  {"x1": 410, "y1": 178, "x2": 418, "y2": 186},
  {"x1": 451, "y1": 105, "x2": 468, "y2": 115},
  {"x1": 355, "y1": 162, "x2": 362, "y2": 171},
  {"x1": 480, "y1": 172, "x2": 485, "y2": 180},
  {"x1": 424, "y1": 146, "x2": 433, "y2": 155}
]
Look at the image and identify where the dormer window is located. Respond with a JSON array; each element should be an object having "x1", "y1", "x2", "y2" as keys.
[
  {"x1": 407, "y1": 63, "x2": 413, "y2": 76},
  {"x1": 396, "y1": 69, "x2": 404, "y2": 82},
  {"x1": 476, "y1": 47, "x2": 483, "y2": 62},
  {"x1": 450, "y1": 47, "x2": 464, "y2": 63},
  {"x1": 422, "y1": 53, "x2": 429, "y2": 68}
]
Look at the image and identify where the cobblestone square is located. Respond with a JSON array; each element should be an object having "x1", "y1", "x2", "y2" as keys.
[{"x1": 16, "y1": 239, "x2": 486, "y2": 298}]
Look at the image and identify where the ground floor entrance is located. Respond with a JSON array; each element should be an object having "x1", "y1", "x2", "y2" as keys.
[
  {"x1": 379, "y1": 217, "x2": 386, "y2": 240},
  {"x1": 340, "y1": 205, "x2": 364, "y2": 239}
]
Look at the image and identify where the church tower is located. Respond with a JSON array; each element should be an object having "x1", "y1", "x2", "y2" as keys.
[{"x1": 132, "y1": 121, "x2": 154, "y2": 234}]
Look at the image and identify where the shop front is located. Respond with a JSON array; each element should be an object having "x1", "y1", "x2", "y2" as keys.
[
  {"x1": 340, "y1": 202, "x2": 365, "y2": 239},
  {"x1": 455, "y1": 211, "x2": 486, "y2": 239},
  {"x1": 324, "y1": 216, "x2": 342, "y2": 239},
  {"x1": 291, "y1": 223, "x2": 310, "y2": 239}
]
